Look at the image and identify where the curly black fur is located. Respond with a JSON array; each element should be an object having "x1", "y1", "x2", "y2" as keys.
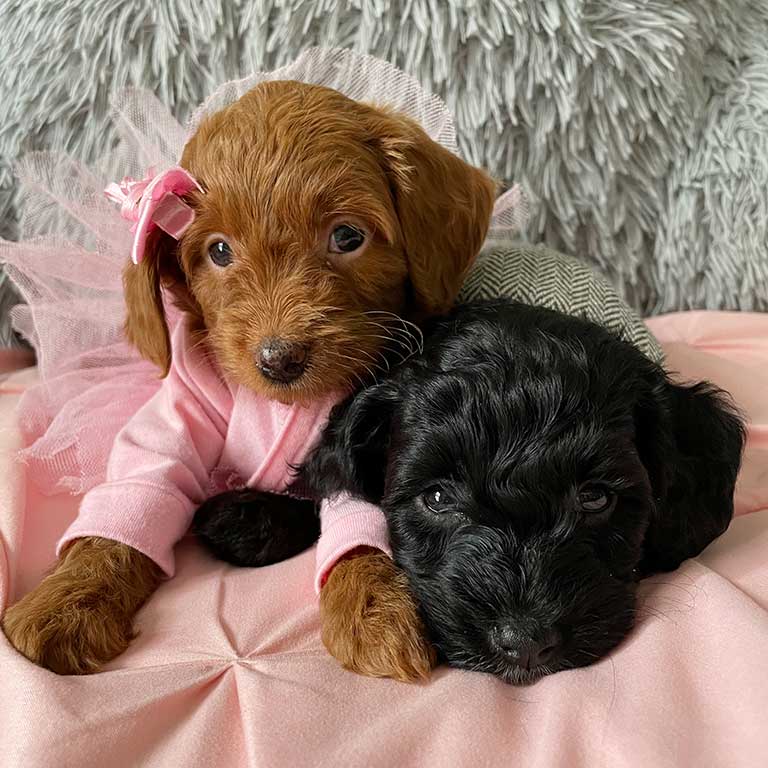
[{"x1": 196, "y1": 300, "x2": 746, "y2": 684}]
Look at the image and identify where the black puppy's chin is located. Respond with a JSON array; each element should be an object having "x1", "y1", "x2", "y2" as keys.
[
  {"x1": 485, "y1": 659, "x2": 560, "y2": 687},
  {"x1": 432, "y1": 585, "x2": 637, "y2": 686}
]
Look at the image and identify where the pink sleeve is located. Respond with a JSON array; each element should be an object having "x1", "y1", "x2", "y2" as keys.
[
  {"x1": 58, "y1": 323, "x2": 233, "y2": 576},
  {"x1": 314, "y1": 492, "x2": 392, "y2": 593}
]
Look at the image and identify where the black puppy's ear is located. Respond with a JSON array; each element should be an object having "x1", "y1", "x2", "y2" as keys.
[
  {"x1": 295, "y1": 380, "x2": 399, "y2": 504},
  {"x1": 635, "y1": 370, "x2": 746, "y2": 575}
]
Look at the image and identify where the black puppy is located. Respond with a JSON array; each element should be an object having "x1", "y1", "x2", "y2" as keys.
[{"x1": 195, "y1": 300, "x2": 745, "y2": 685}]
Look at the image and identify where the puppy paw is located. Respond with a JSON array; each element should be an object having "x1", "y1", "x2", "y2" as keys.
[
  {"x1": 2, "y1": 595, "x2": 135, "y2": 675},
  {"x1": 320, "y1": 550, "x2": 436, "y2": 683},
  {"x1": 194, "y1": 489, "x2": 319, "y2": 567},
  {"x1": 1, "y1": 537, "x2": 162, "y2": 675}
]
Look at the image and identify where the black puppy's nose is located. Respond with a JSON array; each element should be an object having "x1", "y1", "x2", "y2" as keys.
[
  {"x1": 491, "y1": 624, "x2": 562, "y2": 669},
  {"x1": 257, "y1": 339, "x2": 309, "y2": 383}
]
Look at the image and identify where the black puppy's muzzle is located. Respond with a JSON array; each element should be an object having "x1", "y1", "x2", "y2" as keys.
[{"x1": 413, "y1": 531, "x2": 637, "y2": 684}]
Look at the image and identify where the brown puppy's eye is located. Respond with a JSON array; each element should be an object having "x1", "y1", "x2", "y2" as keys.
[
  {"x1": 208, "y1": 240, "x2": 233, "y2": 267},
  {"x1": 577, "y1": 486, "x2": 616, "y2": 515},
  {"x1": 329, "y1": 224, "x2": 365, "y2": 254}
]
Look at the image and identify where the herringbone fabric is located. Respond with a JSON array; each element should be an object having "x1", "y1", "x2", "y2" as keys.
[{"x1": 461, "y1": 244, "x2": 664, "y2": 364}]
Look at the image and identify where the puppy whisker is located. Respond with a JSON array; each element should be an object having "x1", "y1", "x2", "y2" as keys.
[
  {"x1": 368, "y1": 315, "x2": 424, "y2": 352},
  {"x1": 364, "y1": 310, "x2": 425, "y2": 352},
  {"x1": 355, "y1": 347, "x2": 391, "y2": 372},
  {"x1": 358, "y1": 328, "x2": 417, "y2": 358},
  {"x1": 363, "y1": 311, "x2": 424, "y2": 347},
  {"x1": 331, "y1": 351, "x2": 381, "y2": 384},
  {"x1": 361, "y1": 318, "x2": 418, "y2": 343},
  {"x1": 359, "y1": 326, "x2": 420, "y2": 364}
]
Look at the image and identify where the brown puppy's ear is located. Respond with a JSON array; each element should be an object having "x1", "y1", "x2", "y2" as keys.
[
  {"x1": 122, "y1": 230, "x2": 184, "y2": 376},
  {"x1": 369, "y1": 110, "x2": 497, "y2": 315}
]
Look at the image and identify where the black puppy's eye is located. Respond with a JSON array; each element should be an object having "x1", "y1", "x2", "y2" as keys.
[
  {"x1": 329, "y1": 224, "x2": 366, "y2": 254},
  {"x1": 421, "y1": 487, "x2": 456, "y2": 514},
  {"x1": 208, "y1": 240, "x2": 233, "y2": 266},
  {"x1": 577, "y1": 486, "x2": 616, "y2": 515}
]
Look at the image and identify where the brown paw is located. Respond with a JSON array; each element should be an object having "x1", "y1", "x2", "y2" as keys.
[
  {"x1": 320, "y1": 550, "x2": 437, "y2": 682},
  {"x1": 1, "y1": 537, "x2": 162, "y2": 675},
  {"x1": 3, "y1": 592, "x2": 137, "y2": 675}
]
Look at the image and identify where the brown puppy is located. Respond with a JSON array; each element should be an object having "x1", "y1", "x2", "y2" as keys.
[{"x1": 2, "y1": 81, "x2": 494, "y2": 677}]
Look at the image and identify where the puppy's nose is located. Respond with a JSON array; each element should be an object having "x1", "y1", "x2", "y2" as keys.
[
  {"x1": 257, "y1": 338, "x2": 309, "y2": 383},
  {"x1": 490, "y1": 624, "x2": 561, "y2": 669}
]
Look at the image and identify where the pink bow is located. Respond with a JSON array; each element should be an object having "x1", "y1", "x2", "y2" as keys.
[{"x1": 104, "y1": 167, "x2": 202, "y2": 264}]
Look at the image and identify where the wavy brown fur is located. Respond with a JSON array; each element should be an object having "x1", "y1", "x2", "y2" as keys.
[
  {"x1": 2, "y1": 538, "x2": 162, "y2": 674},
  {"x1": 319, "y1": 550, "x2": 436, "y2": 682}
]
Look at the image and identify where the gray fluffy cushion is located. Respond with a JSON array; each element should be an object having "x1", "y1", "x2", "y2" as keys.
[{"x1": 2, "y1": 1, "x2": 767, "y2": 315}]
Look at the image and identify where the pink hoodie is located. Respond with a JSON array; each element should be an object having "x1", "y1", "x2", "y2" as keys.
[{"x1": 58, "y1": 321, "x2": 390, "y2": 591}]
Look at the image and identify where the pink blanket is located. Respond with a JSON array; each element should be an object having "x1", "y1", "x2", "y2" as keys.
[{"x1": 1, "y1": 311, "x2": 767, "y2": 768}]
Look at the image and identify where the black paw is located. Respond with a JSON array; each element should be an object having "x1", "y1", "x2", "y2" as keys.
[{"x1": 193, "y1": 489, "x2": 319, "y2": 567}]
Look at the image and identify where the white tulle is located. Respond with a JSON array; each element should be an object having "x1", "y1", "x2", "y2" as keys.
[{"x1": 0, "y1": 48, "x2": 524, "y2": 495}]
